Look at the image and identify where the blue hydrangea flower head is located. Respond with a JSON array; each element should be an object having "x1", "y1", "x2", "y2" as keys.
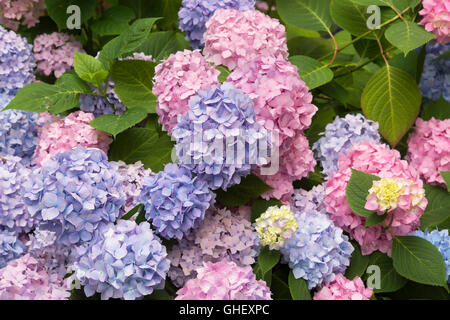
[
  {"x1": 280, "y1": 209, "x2": 354, "y2": 290},
  {"x1": 410, "y1": 229, "x2": 450, "y2": 283},
  {"x1": 178, "y1": 0, "x2": 256, "y2": 49},
  {"x1": 313, "y1": 113, "x2": 381, "y2": 177},
  {"x1": 173, "y1": 82, "x2": 270, "y2": 190},
  {"x1": 23, "y1": 146, "x2": 125, "y2": 247},
  {"x1": 138, "y1": 163, "x2": 215, "y2": 240},
  {"x1": 419, "y1": 42, "x2": 450, "y2": 102},
  {"x1": 0, "y1": 227, "x2": 26, "y2": 268},
  {"x1": 291, "y1": 184, "x2": 327, "y2": 214},
  {"x1": 0, "y1": 102, "x2": 38, "y2": 166},
  {"x1": 79, "y1": 80, "x2": 126, "y2": 117},
  {"x1": 73, "y1": 220, "x2": 170, "y2": 300},
  {"x1": 0, "y1": 155, "x2": 35, "y2": 233},
  {"x1": 0, "y1": 26, "x2": 35, "y2": 96}
]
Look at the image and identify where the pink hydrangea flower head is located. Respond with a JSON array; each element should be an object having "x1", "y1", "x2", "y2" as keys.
[
  {"x1": 204, "y1": 9, "x2": 288, "y2": 70},
  {"x1": 256, "y1": 134, "x2": 316, "y2": 203},
  {"x1": 168, "y1": 207, "x2": 260, "y2": 287},
  {"x1": 0, "y1": 253, "x2": 71, "y2": 300},
  {"x1": 419, "y1": 0, "x2": 450, "y2": 44},
  {"x1": 313, "y1": 274, "x2": 373, "y2": 300},
  {"x1": 117, "y1": 160, "x2": 154, "y2": 218},
  {"x1": 228, "y1": 55, "x2": 317, "y2": 146},
  {"x1": 175, "y1": 259, "x2": 272, "y2": 300},
  {"x1": 33, "y1": 32, "x2": 85, "y2": 78},
  {"x1": 0, "y1": 0, "x2": 45, "y2": 30},
  {"x1": 152, "y1": 49, "x2": 220, "y2": 134},
  {"x1": 324, "y1": 142, "x2": 426, "y2": 256},
  {"x1": 365, "y1": 177, "x2": 427, "y2": 213},
  {"x1": 33, "y1": 111, "x2": 113, "y2": 166},
  {"x1": 406, "y1": 117, "x2": 450, "y2": 186}
]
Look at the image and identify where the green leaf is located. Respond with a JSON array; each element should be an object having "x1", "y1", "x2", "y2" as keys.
[
  {"x1": 289, "y1": 55, "x2": 333, "y2": 89},
  {"x1": 91, "y1": 6, "x2": 136, "y2": 36},
  {"x1": 351, "y1": 0, "x2": 409, "y2": 10},
  {"x1": 73, "y1": 52, "x2": 108, "y2": 88},
  {"x1": 421, "y1": 97, "x2": 450, "y2": 121},
  {"x1": 145, "y1": 290, "x2": 173, "y2": 300},
  {"x1": 215, "y1": 175, "x2": 272, "y2": 207},
  {"x1": 305, "y1": 104, "x2": 336, "y2": 145},
  {"x1": 392, "y1": 236, "x2": 448, "y2": 288},
  {"x1": 367, "y1": 252, "x2": 408, "y2": 293},
  {"x1": 389, "y1": 51, "x2": 419, "y2": 79},
  {"x1": 258, "y1": 246, "x2": 281, "y2": 275},
  {"x1": 111, "y1": 60, "x2": 157, "y2": 112},
  {"x1": 441, "y1": 172, "x2": 450, "y2": 190},
  {"x1": 420, "y1": 185, "x2": 450, "y2": 230},
  {"x1": 121, "y1": 204, "x2": 144, "y2": 220},
  {"x1": 46, "y1": 0, "x2": 95, "y2": 30},
  {"x1": 109, "y1": 128, "x2": 174, "y2": 172},
  {"x1": 251, "y1": 198, "x2": 283, "y2": 223},
  {"x1": 361, "y1": 65, "x2": 422, "y2": 146},
  {"x1": 136, "y1": 31, "x2": 190, "y2": 62},
  {"x1": 385, "y1": 21, "x2": 436, "y2": 55},
  {"x1": 345, "y1": 242, "x2": 370, "y2": 280},
  {"x1": 4, "y1": 74, "x2": 91, "y2": 114},
  {"x1": 330, "y1": 0, "x2": 379, "y2": 40},
  {"x1": 99, "y1": 18, "x2": 161, "y2": 67},
  {"x1": 288, "y1": 271, "x2": 311, "y2": 300},
  {"x1": 277, "y1": 0, "x2": 332, "y2": 32},
  {"x1": 216, "y1": 66, "x2": 230, "y2": 83},
  {"x1": 89, "y1": 108, "x2": 148, "y2": 137},
  {"x1": 346, "y1": 169, "x2": 380, "y2": 218},
  {"x1": 365, "y1": 212, "x2": 388, "y2": 227},
  {"x1": 271, "y1": 270, "x2": 292, "y2": 300}
]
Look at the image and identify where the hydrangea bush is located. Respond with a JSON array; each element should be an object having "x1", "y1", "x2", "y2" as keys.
[{"x1": 0, "y1": 0, "x2": 449, "y2": 302}]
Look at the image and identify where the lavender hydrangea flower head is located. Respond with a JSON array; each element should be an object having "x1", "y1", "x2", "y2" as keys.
[
  {"x1": 410, "y1": 229, "x2": 450, "y2": 283},
  {"x1": 280, "y1": 209, "x2": 353, "y2": 289},
  {"x1": 117, "y1": 160, "x2": 154, "y2": 218},
  {"x1": 291, "y1": 184, "x2": 327, "y2": 214},
  {"x1": 23, "y1": 146, "x2": 125, "y2": 247},
  {"x1": 0, "y1": 26, "x2": 35, "y2": 96},
  {"x1": 0, "y1": 0, "x2": 46, "y2": 31},
  {"x1": 0, "y1": 107, "x2": 38, "y2": 166},
  {"x1": 313, "y1": 114, "x2": 381, "y2": 177},
  {"x1": 168, "y1": 207, "x2": 260, "y2": 287},
  {"x1": 178, "y1": 0, "x2": 256, "y2": 49},
  {"x1": 419, "y1": 42, "x2": 450, "y2": 102},
  {"x1": 79, "y1": 80, "x2": 126, "y2": 117},
  {"x1": 173, "y1": 82, "x2": 270, "y2": 190},
  {"x1": 0, "y1": 253, "x2": 71, "y2": 300},
  {"x1": 0, "y1": 155, "x2": 35, "y2": 233},
  {"x1": 72, "y1": 220, "x2": 170, "y2": 300},
  {"x1": 138, "y1": 163, "x2": 215, "y2": 240},
  {"x1": 0, "y1": 228, "x2": 26, "y2": 268}
]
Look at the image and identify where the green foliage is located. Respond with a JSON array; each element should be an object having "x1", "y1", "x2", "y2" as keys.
[
  {"x1": 91, "y1": 6, "x2": 136, "y2": 36},
  {"x1": 361, "y1": 65, "x2": 422, "y2": 146},
  {"x1": 421, "y1": 97, "x2": 450, "y2": 121},
  {"x1": 277, "y1": 0, "x2": 332, "y2": 32},
  {"x1": 111, "y1": 60, "x2": 158, "y2": 112},
  {"x1": 289, "y1": 55, "x2": 334, "y2": 89},
  {"x1": 89, "y1": 108, "x2": 148, "y2": 137},
  {"x1": 385, "y1": 21, "x2": 435, "y2": 56},
  {"x1": 346, "y1": 169, "x2": 381, "y2": 219},
  {"x1": 420, "y1": 185, "x2": 450, "y2": 230},
  {"x1": 365, "y1": 252, "x2": 407, "y2": 293},
  {"x1": 136, "y1": 31, "x2": 190, "y2": 62},
  {"x1": 288, "y1": 271, "x2": 311, "y2": 300},
  {"x1": 251, "y1": 198, "x2": 283, "y2": 223},
  {"x1": 46, "y1": 0, "x2": 95, "y2": 30},
  {"x1": 73, "y1": 52, "x2": 109, "y2": 88},
  {"x1": 392, "y1": 236, "x2": 448, "y2": 289},
  {"x1": 215, "y1": 175, "x2": 272, "y2": 207},
  {"x1": 345, "y1": 242, "x2": 370, "y2": 280}
]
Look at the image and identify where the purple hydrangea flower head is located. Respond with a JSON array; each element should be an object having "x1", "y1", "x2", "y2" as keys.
[
  {"x1": 23, "y1": 146, "x2": 125, "y2": 247},
  {"x1": 168, "y1": 207, "x2": 260, "y2": 287},
  {"x1": 178, "y1": 0, "x2": 256, "y2": 49},
  {"x1": 0, "y1": 108, "x2": 38, "y2": 165},
  {"x1": 0, "y1": 227, "x2": 26, "y2": 268},
  {"x1": 280, "y1": 209, "x2": 354, "y2": 290},
  {"x1": 0, "y1": 155, "x2": 35, "y2": 233},
  {"x1": 72, "y1": 220, "x2": 170, "y2": 300},
  {"x1": 138, "y1": 163, "x2": 215, "y2": 240},
  {"x1": 313, "y1": 114, "x2": 381, "y2": 177},
  {"x1": 117, "y1": 160, "x2": 154, "y2": 218},
  {"x1": 291, "y1": 184, "x2": 327, "y2": 214},
  {"x1": 0, "y1": 253, "x2": 71, "y2": 300},
  {"x1": 79, "y1": 80, "x2": 126, "y2": 117},
  {"x1": 0, "y1": 25, "x2": 35, "y2": 96},
  {"x1": 173, "y1": 82, "x2": 270, "y2": 190},
  {"x1": 410, "y1": 229, "x2": 450, "y2": 283},
  {"x1": 419, "y1": 42, "x2": 450, "y2": 102}
]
